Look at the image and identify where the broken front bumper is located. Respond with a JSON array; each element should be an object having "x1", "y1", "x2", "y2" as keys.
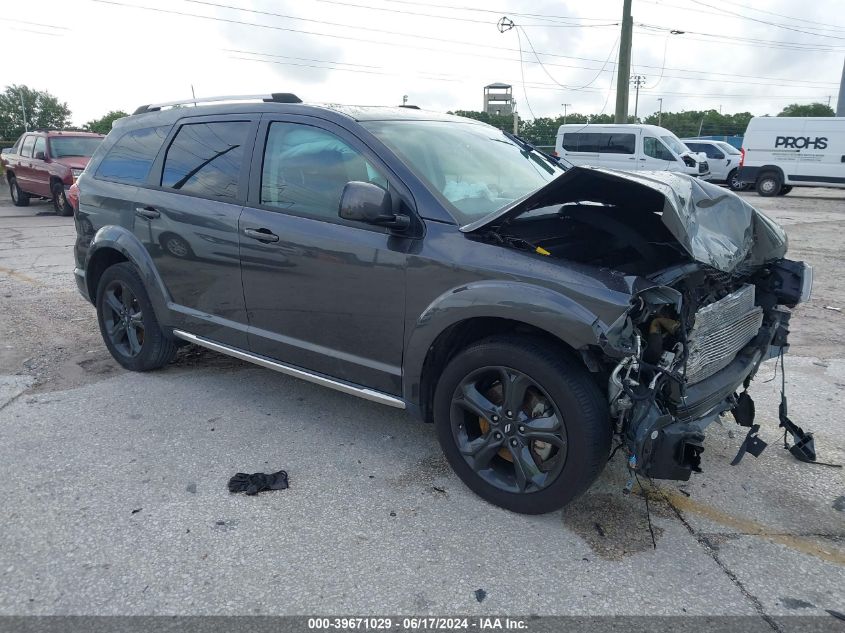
[{"x1": 617, "y1": 260, "x2": 812, "y2": 482}]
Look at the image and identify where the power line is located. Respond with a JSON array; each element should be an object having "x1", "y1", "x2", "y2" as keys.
[
  {"x1": 689, "y1": 0, "x2": 845, "y2": 41},
  {"x1": 88, "y1": 0, "x2": 840, "y2": 87}
]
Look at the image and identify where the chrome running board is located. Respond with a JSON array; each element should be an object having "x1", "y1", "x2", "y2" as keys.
[{"x1": 172, "y1": 330, "x2": 406, "y2": 409}]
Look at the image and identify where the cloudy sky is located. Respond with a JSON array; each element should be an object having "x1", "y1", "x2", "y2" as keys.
[{"x1": 2, "y1": 0, "x2": 843, "y2": 126}]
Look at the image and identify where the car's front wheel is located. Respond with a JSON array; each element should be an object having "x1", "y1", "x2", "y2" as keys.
[
  {"x1": 96, "y1": 262, "x2": 177, "y2": 371},
  {"x1": 433, "y1": 336, "x2": 610, "y2": 514},
  {"x1": 8, "y1": 175, "x2": 30, "y2": 207},
  {"x1": 51, "y1": 181, "x2": 73, "y2": 216}
]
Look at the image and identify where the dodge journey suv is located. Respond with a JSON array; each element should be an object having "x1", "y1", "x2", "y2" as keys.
[{"x1": 73, "y1": 94, "x2": 811, "y2": 513}]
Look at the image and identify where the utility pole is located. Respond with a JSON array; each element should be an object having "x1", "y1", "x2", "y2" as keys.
[
  {"x1": 838, "y1": 57, "x2": 845, "y2": 117},
  {"x1": 561, "y1": 103, "x2": 571, "y2": 124},
  {"x1": 614, "y1": 0, "x2": 633, "y2": 123},
  {"x1": 631, "y1": 75, "x2": 646, "y2": 120},
  {"x1": 402, "y1": 94, "x2": 408, "y2": 105},
  {"x1": 19, "y1": 90, "x2": 28, "y2": 132},
  {"x1": 657, "y1": 97, "x2": 663, "y2": 126},
  {"x1": 512, "y1": 100, "x2": 519, "y2": 134}
]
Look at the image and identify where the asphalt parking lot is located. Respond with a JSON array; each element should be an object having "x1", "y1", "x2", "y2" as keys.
[{"x1": 0, "y1": 186, "x2": 843, "y2": 622}]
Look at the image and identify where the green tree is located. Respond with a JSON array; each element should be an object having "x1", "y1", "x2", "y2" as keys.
[
  {"x1": 84, "y1": 110, "x2": 129, "y2": 134},
  {"x1": 777, "y1": 102, "x2": 834, "y2": 117},
  {"x1": 0, "y1": 84, "x2": 71, "y2": 140}
]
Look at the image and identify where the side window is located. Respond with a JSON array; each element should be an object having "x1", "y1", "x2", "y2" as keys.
[
  {"x1": 11, "y1": 135, "x2": 23, "y2": 153},
  {"x1": 685, "y1": 143, "x2": 702, "y2": 153},
  {"x1": 20, "y1": 135, "x2": 35, "y2": 158},
  {"x1": 33, "y1": 137, "x2": 46, "y2": 158},
  {"x1": 562, "y1": 132, "x2": 634, "y2": 154},
  {"x1": 644, "y1": 137, "x2": 675, "y2": 161},
  {"x1": 260, "y1": 122, "x2": 387, "y2": 219},
  {"x1": 708, "y1": 146, "x2": 725, "y2": 159},
  {"x1": 95, "y1": 126, "x2": 169, "y2": 185},
  {"x1": 161, "y1": 121, "x2": 250, "y2": 200}
]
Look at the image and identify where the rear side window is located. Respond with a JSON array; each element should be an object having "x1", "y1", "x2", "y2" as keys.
[
  {"x1": 95, "y1": 126, "x2": 169, "y2": 185},
  {"x1": 161, "y1": 121, "x2": 250, "y2": 200},
  {"x1": 562, "y1": 132, "x2": 635, "y2": 154},
  {"x1": 20, "y1": 135, "x2": 35, "y2": 158}
]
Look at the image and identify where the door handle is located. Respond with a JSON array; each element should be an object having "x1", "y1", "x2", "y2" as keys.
[
  {"x1": 243, "y1": 228, "x2": 280, "y2": 243},
  {"x1": 135, "y1": 206, "x2": 160, "y2": 220}
]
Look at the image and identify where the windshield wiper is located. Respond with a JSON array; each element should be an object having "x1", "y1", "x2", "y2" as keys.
[{"x1": 503, "y1": 132, "x2": 570, "y2": 169}]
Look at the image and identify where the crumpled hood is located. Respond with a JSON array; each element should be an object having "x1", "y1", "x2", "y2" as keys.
[{"x1": 462, "y1": 166, "x2": 788, "y2": 273}]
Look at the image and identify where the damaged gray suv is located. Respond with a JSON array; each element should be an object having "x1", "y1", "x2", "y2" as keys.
[{"x1": 73, "y1": 94, "x2": 812, "y2": 514}]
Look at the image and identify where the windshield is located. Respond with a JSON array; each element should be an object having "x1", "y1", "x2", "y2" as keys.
[
  {"x1": 716, "y1": 141, "x2": 741, "y2": 155},
  {"x1": 362, "y1": 120, "x2": 563, "y2": 224},
  {"x1": 50, "y1": 136, "x2": 102, "y2": 158},
  {"x1": 660, "y1": 135, "x2": 687, "y2": 156}
]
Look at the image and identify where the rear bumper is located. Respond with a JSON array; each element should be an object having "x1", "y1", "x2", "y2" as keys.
[{"x1": 737, "y1": 166, "x2": 761, "y2": 184}]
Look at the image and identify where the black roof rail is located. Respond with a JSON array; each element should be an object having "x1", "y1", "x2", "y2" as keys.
[{"x1": 133, "y1": 93, "x2": 302, "y2": 115}]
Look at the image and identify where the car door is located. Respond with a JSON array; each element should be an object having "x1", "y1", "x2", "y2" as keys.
[
  {"x1": 239, "y1": 115, "x2": 409, "y2": 395},
  {"x1": 642, "y1": 135, "x2": 677, "y2": 171},
  {"x1": 131, "y1": 114, "x2": 258, "y2": 348},
  {"x1": 15, "y1": 134, "x2": 36, "y2": 193},
  {"x1": 29, "y1": 136, "x2": 51, "y2": 197}
]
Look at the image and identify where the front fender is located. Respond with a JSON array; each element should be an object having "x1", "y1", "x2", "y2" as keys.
[
  {"x1": 86, "y1": 225, "x2": 171, "y2": 322},
  {"x1": 402, "y1": 279, "x2": 631, "y2": 404}
]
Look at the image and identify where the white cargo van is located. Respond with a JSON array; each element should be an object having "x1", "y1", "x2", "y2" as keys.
[
  {"x1": 737, "y1": 116, "x2": 845, "y2": 196},
  {"x1": 554, "y1": 124, "x2": 710, "y2": 177}
]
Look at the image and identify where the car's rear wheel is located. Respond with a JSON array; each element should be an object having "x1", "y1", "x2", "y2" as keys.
[
  {"x1": 51, "y1": 181, "x2": 73, "y2": 216},
  {"x1": 778, "y1": 185, "x2": 793, "y2": 196},
  {"x1": 433, "y1": 336, "x2": 610, "y2": 514},
  {"x1": 96, "y1": 262, "x2": 177, "y2": 371},
  {"x1": 8, "y1": 175, "x2": 30, "y2": 207},
  {"x1": 756, "y1": 171, "x2": 782, "y2": 197},
  {"x1": 727, "y1": 169, "x2": 747, "y2": 192}
]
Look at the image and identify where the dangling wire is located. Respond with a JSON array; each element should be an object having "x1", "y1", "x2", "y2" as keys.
[
  {"x1": 634, "y1": 472, "x2": 657, "y2": 549},
  {"x1": 514, "y1": 26, "x2": 537, "y2": 120}
]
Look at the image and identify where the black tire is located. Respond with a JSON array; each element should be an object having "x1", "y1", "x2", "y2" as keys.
[
  {"x1": 96, "y1": 262, "x2": 177, "y2": 371},
  {"x1": 51, "y1": 181, "x2": 73, "y2": 216},
  {"x1": 433, "y1": 336, "x2": 611, "y2": 514},
  {"x1": 727, "y1": 169, "x2": 747, "y2": 192},
  {"x1": 8, "y1": 175, "x2": 30, "y2": 207},
  {"x1": 756, "y1": 171, "x2": 782, "y2": 197},
  {"x1": 777, "y1": 185, "x2": 793, "y2": 196}
]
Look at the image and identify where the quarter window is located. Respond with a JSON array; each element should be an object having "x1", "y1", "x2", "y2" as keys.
[
  {"x1": 643, "y1": 137, "x2": 675, "y2": 161},
  {"x1": 161, "y1": 121, "x2": 250, "y2": 200},
  {"x1": 95, "y1": 126, "x2": 170, "y2": 185},
  {"x1": 260, "y1": 122, "x2": 387, "y2": 219},
  {"x1": 20, "y1": 135, "x2": 35, "y2": 158},
  {"x1": 562, "y1": 132, "x2": 635, "y2": 154}
]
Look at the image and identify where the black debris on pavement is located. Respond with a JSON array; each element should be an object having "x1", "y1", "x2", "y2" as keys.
[
  {"x1": 474, "y1": 589, "x2": 486, "y2": 603},
  {"x1": 228, "y1": 470, "x2": 289, "y2": 495}
]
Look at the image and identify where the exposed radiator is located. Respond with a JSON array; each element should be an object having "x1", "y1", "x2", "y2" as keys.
[{"x1": 685, "y1": 284, "x2": 763, "y2": 384}]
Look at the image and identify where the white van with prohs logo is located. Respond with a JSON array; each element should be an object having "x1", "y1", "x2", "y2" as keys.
[
  {"x1": 554, "y1": 124, "x2": 710, "y2": 178},
  {"x1": 737, "y1": 116, "x2": 845, "y2": 196}
]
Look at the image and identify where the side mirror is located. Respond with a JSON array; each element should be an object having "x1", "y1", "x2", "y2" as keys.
[
  {"x1": 34, "y1": 151, "x2": 46, "y2": 160},
  {"x1": 339, "y1": 181, "x2": 410, "y2": 231}
]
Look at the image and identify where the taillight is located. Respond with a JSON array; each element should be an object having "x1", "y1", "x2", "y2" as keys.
[
  {"x1": 739, "y1": 148, "x2": 745, "y2": 167},
  {"x1": 68, "y1": 182, "x2": 80, "y2": 213}
]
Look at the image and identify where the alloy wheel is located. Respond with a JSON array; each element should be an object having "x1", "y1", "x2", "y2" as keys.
[
  {"x1": 450, "y1": 366, "x2": 568, "y2": 494},
  {"x1": 102, "y1": 280, "x2": 145, "y2": 357}
]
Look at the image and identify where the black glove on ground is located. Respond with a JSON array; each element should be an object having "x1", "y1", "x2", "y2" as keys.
[{"x1": 228, "y1": 470, "x2": 289, "y2": 495}]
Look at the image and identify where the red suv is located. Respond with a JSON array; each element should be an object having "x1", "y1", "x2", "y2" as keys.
[{"x1": 2, "y1": 130, "x2": 104, "y2": 215}]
